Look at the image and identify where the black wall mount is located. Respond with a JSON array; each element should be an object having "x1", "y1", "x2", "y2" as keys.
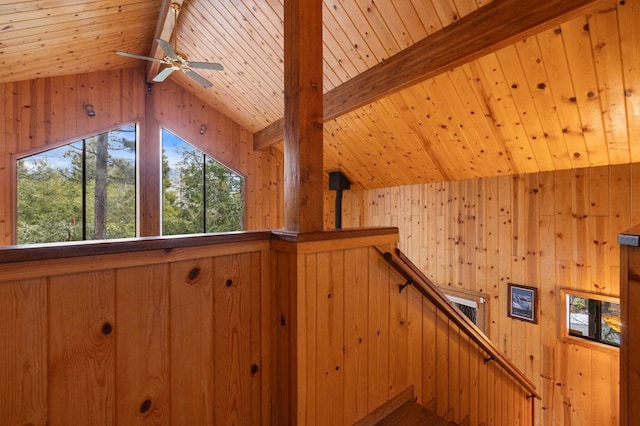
[{"x1": 329, "y1": 171, "x2": 351, "y2": 229}]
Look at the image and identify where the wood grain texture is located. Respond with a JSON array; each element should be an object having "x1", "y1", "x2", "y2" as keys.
[
  {"x1": 273, "y1": 237, "x2": 534, "y2": 425},
  {"x1": 3, "y1": 0, "x2": 638, "y2": 193},
  {"x1": 621, "y1": 243, "x2": 640, "y2": 425},
  {"x1": 283, "y1": 0, "x2": 324, "y2": 232},
  {"x1": 0, "y1": 69, "x2": 283, "y2": 245},
  {"x1": 0, "y1": 279, "x2": 47, "y2": 425},
  {"x1": 116, "y1": 264, "x2": 170, "y2": 425},
  {"x1": 169, "y1": 258, "x2": 214, "y2": 424},
  {"x1": 335, "y1": 163, "x2": 631, "y2": 425},
  {"x1": 48, "y1": 271, "x2": 116, "y2": 425},
  {"x1": 254, "y1": 0, "x2": 604, "y2": 149},
  {"x1": 213, "y1": 253, "x2": 254, "y2": 425},
  {"x1": 0, "y1": 238, "x2": 272, "y2": 425}
]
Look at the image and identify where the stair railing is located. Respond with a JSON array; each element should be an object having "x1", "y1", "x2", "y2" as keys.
[{"x1": 376, "y1": 245, "x2": 540, "y2": 400}]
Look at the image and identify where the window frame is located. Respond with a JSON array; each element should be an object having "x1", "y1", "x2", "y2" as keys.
[
  {"x1": 160, "y1": 127, "x2": 247, "y2": 236},
  {"x1": 12, "y1": 123, "x2": 139, "y2": 244},
  {"x1": 441, "y1": 287, "x2": 488, "y2": 333},
  {"x1": 559, "y1": 288, "x2": 620, "y2": 352}
]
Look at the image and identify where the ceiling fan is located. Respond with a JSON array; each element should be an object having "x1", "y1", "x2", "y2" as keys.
[{"x1": 115, "y1": 3, "x2": 223, "y2": 88}]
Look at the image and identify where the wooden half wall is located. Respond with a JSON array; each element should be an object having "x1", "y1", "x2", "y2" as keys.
[
  {"x1": 272, "y1": 229, "x2": 534, "y2": 425},
  {"x1": 330, "y1": 163, "x2": 634, "y2": 425},
  {"x1": 0, "y1": 233, "x2": 274, "y2": 425},
  {"x1": 0, "y1": 66, "x2": 283, "y2": 244}
]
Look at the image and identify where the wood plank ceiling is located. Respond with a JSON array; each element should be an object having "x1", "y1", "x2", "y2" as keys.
[{"x1": 1, "y1": 0, "x2": 638, "y2": 189}]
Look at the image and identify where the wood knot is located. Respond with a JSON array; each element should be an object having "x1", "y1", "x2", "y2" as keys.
[
  {"x1": 140, "y1": 399, "x2": 152, "y2": 414},
  {"x1": 188, "y1": 267, "x2": 200, "y2": 282},
  {"x1": 102, "y1": 322, "x2": 113, "y2": 335},
  {"x1": 251, "y1": 364, "x2": 259, "y2": 375},
  {"x1": 225, "y1": 279, "x2": 233, "y2": 287}
]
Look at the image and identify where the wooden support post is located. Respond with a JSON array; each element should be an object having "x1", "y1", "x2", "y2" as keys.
[
  {"x1": 619, "y1": 227, "x2": 640, "y2": 425},
  {"x1": 283, "y1": 0, "x2": 324, "y2": 233},
  {"x1": 139, "y1": 83, "x2": 161, "y2": 236}
]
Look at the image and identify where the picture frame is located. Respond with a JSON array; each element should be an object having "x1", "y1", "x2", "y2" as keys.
[{"x1": 507, "y1": 283, "x2": 538, "y2": 324}]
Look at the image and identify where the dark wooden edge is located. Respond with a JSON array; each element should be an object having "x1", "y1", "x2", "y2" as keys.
[
  {"x1": 0, "y1": 231, "x2": 272, "y2": 264},
  {"x1": 0, "y1": 227, "x2": 400, "y2": 264},
  {"x1": 271, "y1": 226, "x2": 398, "y2": 243},
  {"x1": 377, "y1": 245, "x2": 541, "y2": 400},
  {"x1": 353, "y1": 385, "x2": 415, "y2": 426},
  {"x1": 507, "y1": 283, "x2": 539, "y2": 324}
]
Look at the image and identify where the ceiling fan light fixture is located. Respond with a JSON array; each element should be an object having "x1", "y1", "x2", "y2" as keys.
[{"x1": 115, "y1": 1, "x2": 222, "y2": 89}]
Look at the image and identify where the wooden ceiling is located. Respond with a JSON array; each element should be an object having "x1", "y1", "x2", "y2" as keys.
[{"x1": 1, "y1": 0, "x2": 638, "y2": 189}]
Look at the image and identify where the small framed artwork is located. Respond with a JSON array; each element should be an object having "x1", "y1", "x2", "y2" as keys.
[{"x1": 507, "y1": 283, "x2": 538, "y2": 324}]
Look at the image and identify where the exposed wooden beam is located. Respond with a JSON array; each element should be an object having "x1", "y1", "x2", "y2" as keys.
[
  {"x1": 254, "y1": 0, "x2": 604, "y2": 150},
  {"x1": 146, "y1": 0, "x2": 184, "y2": 82},
  {"x1": 282, "y1": 0, "x2": 324, "y2": 233}
]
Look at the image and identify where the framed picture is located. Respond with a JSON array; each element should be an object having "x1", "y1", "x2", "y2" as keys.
[{"x1": 507, "y1": 283, "x2": 538, "y2": 324}]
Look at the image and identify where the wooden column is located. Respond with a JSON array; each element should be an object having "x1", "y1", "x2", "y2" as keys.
[
  {"x1": 619, "y1": 226, "x2": 640, "y2": 425},
  {"x1": 283, "y1": 0, "x2": 324, "y2": 233},
  {"x1": 139, "y1": 84, "x2": 161, "y2": 236}
]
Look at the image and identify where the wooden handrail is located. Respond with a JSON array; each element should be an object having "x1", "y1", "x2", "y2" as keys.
[{"x1": 375, "y1": 245, "x2": 541, "y2": 400}]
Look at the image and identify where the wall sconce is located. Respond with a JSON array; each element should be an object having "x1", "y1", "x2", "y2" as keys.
[
  {"x1": 199, "y1": 124, "x2": 207, "y2": 135},
  {"x1": 83, "y1": 102, "x2": 96, "y2": 118}
]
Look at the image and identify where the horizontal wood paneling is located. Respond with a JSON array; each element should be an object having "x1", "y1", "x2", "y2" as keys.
[
  {"x1": 0, "y1": 240, "x2": 272, "y2": 425},
  {"x1": 274, "y1": 239, "x2": 534, "y2": 425},
  {"x1": 0, "y1": 68, "x2": 283, "y2": 244},
  {"x1": 333, "y1": 163, "x2": 634, "y2": 425}
]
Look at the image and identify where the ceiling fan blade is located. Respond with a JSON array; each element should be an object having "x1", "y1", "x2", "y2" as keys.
[
  {"x1": 153, "y1": 67, "x2": 176, "y2": 82},
  {"x1": 185, "y1": 69, "x2": 213, "y2": 88},
  {"x1": 156, "y1": 38, "x2": 178, "y2": 58},
  {"x1": 188, "y1": 61, "x2": 224, "y2": 71},
  {"x1": 116, "y1": 51, "x2": 165, "y2": 63}
]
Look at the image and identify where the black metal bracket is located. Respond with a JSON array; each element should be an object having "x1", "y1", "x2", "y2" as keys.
[
  {"x1": 398, "y1": 280, "x2": 414, "y2": 293},
  {"x1": 484, "y1": 355, "x2": 495, "y2": 364},
  {"x1": 146, "y1": 82, "x2": 153, "y2": 95}
]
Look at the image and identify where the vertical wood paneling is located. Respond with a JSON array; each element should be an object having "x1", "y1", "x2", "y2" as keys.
[
  {"x1": 213, "y1": 253, "x2": 254, "y2": 425},
  {"x1": 0, "y1": 69, "x2": 283, "y2": 245},
  {"x1": 316, "y1": 251, "x2": 345, "y2": 424},
  {"x1": 0, "y1": 241, "x2": 272, "y2": 425},
  {"x1": 116, "y1": 264, "x2": 170, "y2": 425},
  {"x1": 343, "y1": 247, "x2": 369, "y2": 423},
  {"x1": 169, "y1": 258, "x2": 214, "y2": 424},
  {"x1": 334, "y1": 163, "x2": 631, "y2": 425},
  {"x1": 150, "y1": 79, "x2": 284, "y2": 232},
  {"x1": 299, "y1": 253, "x2": 317, "y2": 426},
  {"x1": 422, "y1": 299, "x2": 437, "y2": 409},
  {"x1": 48, "y1": 271, "x2": 115, "y2": 425},
  {"x1": 0, "y1": 279, "x2": 47, "y2": 425},
  {"x1": 275, "y1": 250, "x2": 296, "y2": 425},
  {"x1": 367, "y1": 250, "x2": 391, "y2": 411}
]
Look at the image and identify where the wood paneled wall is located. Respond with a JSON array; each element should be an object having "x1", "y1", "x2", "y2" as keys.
[
  {"x1": 0, "y1": 239, "x2": 273, "y2": 425},
  {"x1": 151, "y1": 80, "x2": 283, "y2": 232},
  {"x1": 273, "y1": 236, "x2": 534, "y2": 425},
  {"x1": 0, "y1": 67, "x2": 283, "y2": 244},
  {"x1": 619, "y1": 228, "x2": 640, "y2": 426},
  {"x1": 330, "y1": 163, "x2": 636, "y2": 425}
]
